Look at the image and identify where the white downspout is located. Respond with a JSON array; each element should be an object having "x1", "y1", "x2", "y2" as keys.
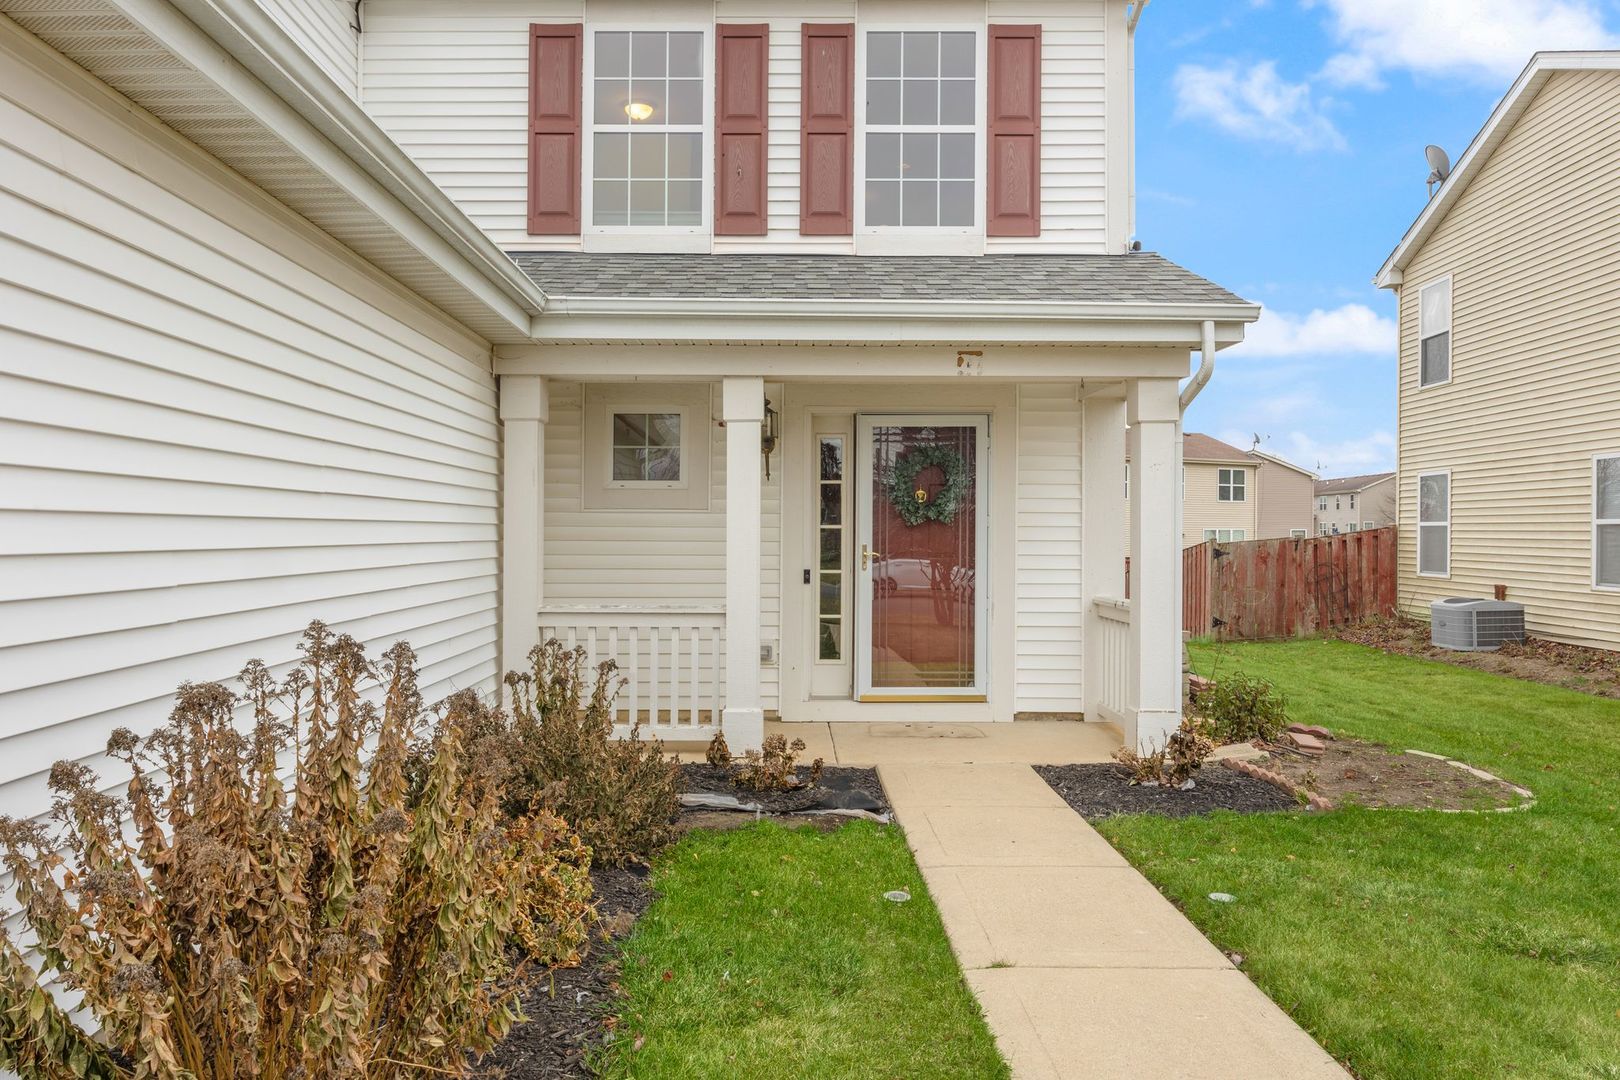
[{"x1": 1173, "y1": 319, "x2": 1216, "y2": 690}]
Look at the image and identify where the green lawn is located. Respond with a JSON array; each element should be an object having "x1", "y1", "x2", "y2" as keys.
[
  {"x1": 597, "y1": 820, "x2": 1008, "y2": 1080},
  {"x1": 1100, "y1": 639, "x2": 1620, "y2": 1080}
]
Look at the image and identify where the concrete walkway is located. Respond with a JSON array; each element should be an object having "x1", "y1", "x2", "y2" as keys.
[{"x1": 880, "y1": 762, "x2": 1351, "y2": 1080}]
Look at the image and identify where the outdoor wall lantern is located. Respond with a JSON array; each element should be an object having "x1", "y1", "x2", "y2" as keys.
[{"x1": 761, "y1": 397, "x2": 779, "y2": 480}]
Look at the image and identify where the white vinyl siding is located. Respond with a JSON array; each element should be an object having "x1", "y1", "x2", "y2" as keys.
[
  {"x1": 0, "y1": 43, "x2": 499, "y2": 822},
  {"x1": 1417, "y1": 472, "x2": 1450, "y2": 577},
  {"x1": 1014, "y1": 385, "x2": 1083, "y2": 714},
  {"x1": 544, "y1": 381, "x2": 783, "y2": 710},
  {"x1": 256, "y1": 0, "x2": 360, "y2": 98},
  {"x1": 1419, "y1": 275, "x2": 1452, "y2": 387},
  {"x1": 359, "y1": 0, "x2": 1112, "y2": 254},
  {"x1": 1595, "y1": 455, "x2": 1620, "y2": 589},
  {"x1": 1397, "y1": 69, "x2": 1620, "y2": 647}
]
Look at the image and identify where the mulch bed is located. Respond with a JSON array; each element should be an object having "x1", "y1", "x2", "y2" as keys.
[
  {"x1": 1034, "y1": 762, "x2": 1297, "y2": 822},
  {"x1": 475, "y1": 866, "x2": 653, "y2": 1079},
  {"x1": 677, "y1": 763, "x2": 889, "y2": 814},
  {"x1": 1335, "y1": 614, "x2": 1620, "y2": 698}
]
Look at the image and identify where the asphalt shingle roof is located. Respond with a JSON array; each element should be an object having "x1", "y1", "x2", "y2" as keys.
[
  {"x1": 1315, "y1": 472, "x2": 1396, "y2": 496},
  {"x1": 506, "y1": 251, "x2": 1251, "y2": 306}
]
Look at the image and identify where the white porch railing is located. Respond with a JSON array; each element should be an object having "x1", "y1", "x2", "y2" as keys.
[
  {"x1": 539, "y1": 605, "x2": 725, "y2": 739},
  {"x1": 1093, "y1": 597, "x2": 1131, "y2": 727}
]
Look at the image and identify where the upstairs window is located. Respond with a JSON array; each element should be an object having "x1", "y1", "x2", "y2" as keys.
[
  {"x1": 1419, "y1": 276, "x2": 1451, "y2": 387},
  {"x1": 1596, "y1": 455, "x2": 1620, "y2": 589},
  {"x1": 1217, "y1": 468, "x2": 1246, "y2": 502},
  {"x1": 863, "y1": 31, "x2": 977, "y2": 228},
  {"x1": 1418, "y1": 471, "x2": 1450, "y2": 577},
  {"x1": 1317, "y1": 496, "x2": 1327, "y2": 511},
  {"x1": 590, "y1": 31, "x2": 704, "y2": 228},
  {"x1": 1349, "y1": 493, "x2": 1357, "y2": 509}
]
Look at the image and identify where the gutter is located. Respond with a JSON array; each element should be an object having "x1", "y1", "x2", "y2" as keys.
[
  {"x1": 544, "y1": 295, "x2": 1262, "y2": 323},
  {"x1": 161, "y1": 0, "x2": 549, "y2": 322},
  {"x1": 1127, "y1": 0, "x2": 1150, "y2": 33}
]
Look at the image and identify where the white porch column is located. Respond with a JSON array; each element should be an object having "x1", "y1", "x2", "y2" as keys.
[
  {"x1": 500, "y1": 375, "x2": 548, "y2": 686},
  {"x1": 1125, "y1": 377, "x2": 1182, "y2": 751},
  {"x1": 1080, "y1": 393, "x2": 1128, "y2": 722},
  {"x1": 721, "y1": 376, "x2": 766, "y2": 751}
]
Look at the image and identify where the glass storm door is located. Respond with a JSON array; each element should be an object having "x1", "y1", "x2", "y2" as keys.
[{"x1": 855, "y1": 415, "x2": 988, "y2": 701}]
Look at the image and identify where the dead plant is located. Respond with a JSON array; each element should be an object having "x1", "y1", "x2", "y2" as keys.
[
  {"x1": 704, "y1": 729, "x2": 732, "y2": 768},
  {"x1": 0, "y1": 623, "x2": 559, "y2": 1079},
  {"x1": 1113, "y1": 716, "x2": 1215, "y2": 789},
  {"x1": 501, "y1": 640, "x2": 679, "y2": 867},
  {"x1": 731, "y1": 734, "x2": 811, "y2": 792}
]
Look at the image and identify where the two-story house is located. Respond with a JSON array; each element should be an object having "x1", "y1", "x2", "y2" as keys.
[
  {"x1": 1314, "y1": 473, "x2": 1395, "y2": 536},
  {"x1": 1126, "y1": 434, "x2": 1315, "y2": 548},
  {"x1": 1376, "y1": 51, "x2": 1620, "y2": 650},
  {"x1": 0, "y1": 0, "x2": 1256, "y2": 829}
]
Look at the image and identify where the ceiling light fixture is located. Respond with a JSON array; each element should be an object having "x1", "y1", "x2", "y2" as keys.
[{"x1": 624, "y1": 102, "x2": 654, "y2": 121}]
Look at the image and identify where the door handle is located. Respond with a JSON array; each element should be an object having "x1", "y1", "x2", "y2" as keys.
[{"x1": 862, "y1": 544, "x2": 882, "y2": 571}]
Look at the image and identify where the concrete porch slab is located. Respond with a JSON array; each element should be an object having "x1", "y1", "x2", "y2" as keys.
[
  {"x1": 967, "y1": 966, "x2": 1350, "y2": 1080},
  {"x1": 924, "y1": 864, "x2": 1233, "y2": 971},
  {"x1": 831, "y1": 721, "x2": 1121, "y2": 766}
]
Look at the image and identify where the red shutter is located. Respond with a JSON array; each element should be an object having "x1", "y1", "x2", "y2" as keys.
[
  {"x1": 800, "y1": 23, "x2": 854, "y2": 235},
  {"x1": 527, "y1": 23, "x2": 582, "y2": 235},
  {"x1": 716, "y1": 24, "x2": 770, "y2": 235},
  {"x1": 987, "y1": 25, "x2": 1041, "y2": 237}
]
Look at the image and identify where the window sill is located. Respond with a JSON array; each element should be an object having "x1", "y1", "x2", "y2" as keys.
[{"x1": 583, "y1": 232, "x2": 713, "y2": 254}]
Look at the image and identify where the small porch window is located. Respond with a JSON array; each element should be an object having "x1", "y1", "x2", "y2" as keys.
[
  {"x1": 1217, "y1": 468, "x2": 1246, "y2": 502},
  {"x1": 611, "y1": 413, "x2": 682, "y2": 481},
  {"x1": 1596, "y1": 454, "x2": 1620, "y2": 589},
  {"x1": 1418, "y1": 471, "x2": 1450, "y2": 577}
]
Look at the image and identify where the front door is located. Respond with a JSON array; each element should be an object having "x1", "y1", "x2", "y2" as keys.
[{"x1": 854, "y1": 415, "x2": 988, "y2": 701}]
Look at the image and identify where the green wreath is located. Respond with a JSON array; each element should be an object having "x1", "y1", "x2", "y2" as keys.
[{"x1": 888, "y1": 444, "x2": 970, "y2": 526}]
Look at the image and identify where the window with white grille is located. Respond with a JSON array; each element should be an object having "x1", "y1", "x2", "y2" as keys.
[
  {"x1": 1418, "y1": 471, "x2": 1450, "y2": 577},
  {"x1": 1596, "y1": 455, "x2": 1620, "y2": 588},
  {"x1": 1217, "y1": 468, "x2": 1246, "y2": 502}
]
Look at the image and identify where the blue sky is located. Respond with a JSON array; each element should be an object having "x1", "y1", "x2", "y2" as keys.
[{"x1": 1137, "y1": 0, "x2": 1620, "y2": 477}]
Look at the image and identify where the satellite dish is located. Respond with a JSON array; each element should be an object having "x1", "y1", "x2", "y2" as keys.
[{"x1": 1425, "y1": 144, "x2": 1451, "y2": 197}]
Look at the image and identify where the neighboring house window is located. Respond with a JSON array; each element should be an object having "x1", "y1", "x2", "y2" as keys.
[
  {"x1": 1335, "y1": 496, "x2": 1341, "y2": 510},
  {"x1": 590, "y1": 30, "x2": 704, "y2": 228},
  {"x1": 864, "y1": 31, "x2": 976, "y2": 227},
  {"x1": 1317, "y1": 496, "x2": 1327, "y2": 511},
  {"x1": 611, "y1": 413, "x2": 681, "y2": 481},
  {"x1": 1596, "y1": 454, "x2": 1620, "y2": 588},
  {"x1": 1349, "y1": 493, "x2": 1357, "y2": 510},
  {"x1": 1217, "y1": 468, "x2": 1246, "y2": 502},
  {"x1": 1318, "y1": 523, "x2": 1330, "y2": 536},
  {"x1": 1345, "y1": 523, "x2": 1358, "y2": 533},
  {"x1": 1203, "y1": 529, "x2": 1245, "y2": 543},
  {"x1": 1362, "y1": 520, "x2": 1375, "y2": 530},
  {"x1": 1419, "y1": 276, "x2": 1452, "y2": 387},
  {"x1": 1291, "y1": 529, "x2": 1308, "y2": 539},
  {"x1": 1418, "y1": 471, "x2": 1450, "y2": 576}
]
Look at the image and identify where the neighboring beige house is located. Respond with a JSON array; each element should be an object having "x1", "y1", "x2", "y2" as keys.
[
  {"x1": 1127, "y1": 434, "x2": 1314, "y2": 547},
  {"x1": 1376, "y1": 51, "x2": 1620, "y2": 649},
  {"x1": 1314, "y1": 473, "x2": 1396, "y2": 536}
]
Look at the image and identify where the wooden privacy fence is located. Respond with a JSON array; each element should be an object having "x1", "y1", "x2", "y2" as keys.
[{"x1": 1183, "y1": 527, "x2": 1398, "y2": 641}]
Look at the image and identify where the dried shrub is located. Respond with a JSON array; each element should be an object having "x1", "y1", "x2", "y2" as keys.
[
  {"x1": 1113, "y1": 716, "x2": 1215, "y2": 789},
  {"x1": 731, "y1": 734, "x2": 822, "y2": 792},
  {"x1": 501, "y1": 640, "x2": 679, "y2": 867},
  {"x1": 1196, "y1": 672, "x2": 1289, "y2": 744},
  {"x1": 0, "y1": 623, "x2": 564, "y2": 1079},
  {"x1": 705, "y1": 729, "x2": 732, "y2": 768},
  {"x1": 500, "y1": 811, "x2": 594, "y2": 969}
]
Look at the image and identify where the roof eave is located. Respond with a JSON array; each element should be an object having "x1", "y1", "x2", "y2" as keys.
[{"x1": 1375, "y1": 51, "x2": 1620, "y2": 289}]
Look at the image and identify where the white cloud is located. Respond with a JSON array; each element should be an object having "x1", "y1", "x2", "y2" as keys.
[
  {"x1": 1230, "y1": 304, "x2": 1397, "y2": 358},
  {"x1": 1309, "y1": 0, "x2": 1620, "y2": 85},
  {"x1": 1216, "y1": 428, "x2": 1396, "y2": 477},
  {"x1": 1172, "y1": 61, "x2": 1347, "y2": 151}
]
